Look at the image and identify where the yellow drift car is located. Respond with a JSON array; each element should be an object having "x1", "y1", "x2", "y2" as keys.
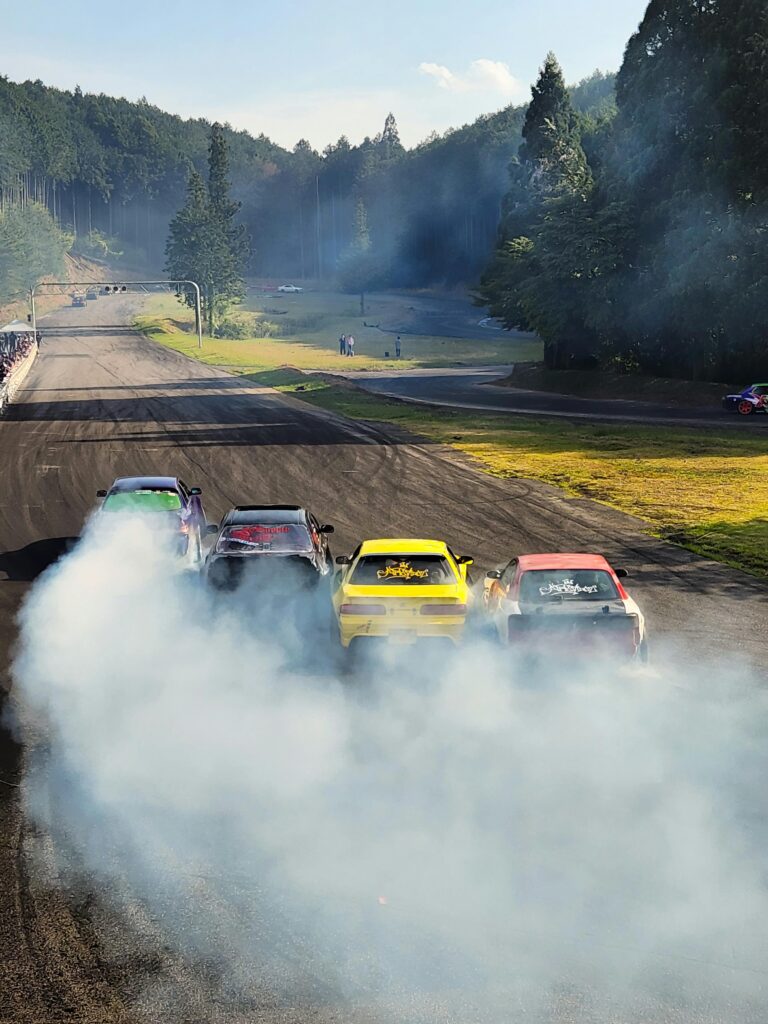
[{"x1": 332, "y1": 538, "x2": 474, "y2": 648}]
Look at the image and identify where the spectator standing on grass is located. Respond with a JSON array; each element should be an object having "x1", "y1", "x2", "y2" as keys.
[
  {"x1": 347, "y1": 335, "x2": 355, "y2": 357},
  {"x1": 339, "y1": 333, "x2": 347, "y2": 356},
  {"x1": 396, "y1": 335, "x2": 401, "y2": 359}
]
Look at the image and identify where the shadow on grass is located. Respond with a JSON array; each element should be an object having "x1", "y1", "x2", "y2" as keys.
[{"x1": 661, "y1": 518, "x2": 768, "y2": 578}]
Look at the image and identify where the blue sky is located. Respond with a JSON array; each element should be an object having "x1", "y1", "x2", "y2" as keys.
[{"x1": 1, "y1": 0, "x2": 649, "y2": 149}]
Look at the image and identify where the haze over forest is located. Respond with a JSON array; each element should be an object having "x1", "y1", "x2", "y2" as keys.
[{"x1": 0, "y1": 0, "x2": 766, "y2": 380}]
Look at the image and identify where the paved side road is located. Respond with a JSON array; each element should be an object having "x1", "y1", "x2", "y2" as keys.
[
  {"x1": 330, "y1": 365, "x2": 767, "y2": 429},
  {"x1": 0, "y1": 297, "x2": 766, "y2": 1023}
]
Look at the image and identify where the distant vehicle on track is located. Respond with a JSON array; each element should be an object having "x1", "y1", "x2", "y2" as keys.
[
  {"x1": 95, "y1": 476, "x2": 207, "y2": 562},
  {"x1": 277, "y1": 284, "x2": 303, "y2": 293},
  {"x1": 71, "y1": 292, "x2": 86, "y2": 307},
  {"x1": 722, "y1": 383, "x2": 768, "y2": 415},
  {"x1": 204, "y1": 505, "x2": 334, "y2": 592},
  {"x1": 85, "y1": 287, "x2": 98, "y2": 300},
  {"x1": 332, "y1": 538, "x2": 474, "y2": 650},
  {"x1": 482, "y1": 552, "x2": 647, "y2": 662}
]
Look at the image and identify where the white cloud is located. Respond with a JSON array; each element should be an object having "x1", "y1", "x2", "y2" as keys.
[
  {"x1": 471, "y1": 58, "x2": 521, "y2": 95},
  {"x1": 419, "y1": 58, "x2": 525, "y2": 100},
  {"x1": 418, "y1": 63, "x2": 465, "y2": 92}
]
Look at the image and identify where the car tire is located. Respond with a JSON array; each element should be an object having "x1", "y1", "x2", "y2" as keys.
[
  {"x1": 638, "y1": 637, "x2": 649, "y2": 664},
  {"x1": 737, "y1": 400, "x2": 754, "y2": 416}
]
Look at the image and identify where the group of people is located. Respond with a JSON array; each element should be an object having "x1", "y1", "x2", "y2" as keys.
[
  {"x1": 338, "y1": 333, "x2": 356, "y2": 357},
  {"x1": 0, "y1": 331, "x2": 39, "y2": 384},
  {"x1": 337, "y1": 334, "x2": 403, "y2": 358}
]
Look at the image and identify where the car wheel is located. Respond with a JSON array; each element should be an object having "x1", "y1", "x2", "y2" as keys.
[{"x1": 737, "y1": 400, "x2": 754, "y2": 415}]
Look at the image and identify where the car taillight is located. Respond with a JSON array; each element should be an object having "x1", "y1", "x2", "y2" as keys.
[
  {"x1": 421, "y1": 603, "x2": 467, "y2": 616},
  {"x1": 179, "y1": 521, "x2": 189, "y2": 533},
  {"x1": 340, "y1": 603, "x2": 386, "y2": 615}
]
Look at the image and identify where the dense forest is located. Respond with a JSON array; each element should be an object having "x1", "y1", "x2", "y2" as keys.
[
  {"x1": 1, "y1": 0, "x2": 766, "y2": 380},
  {"x1": 480, "y1": 0, "x2": 768, "y2": 380},
  {"x1": 0, "y1": 69, "x2": 614, "y2": 289}
]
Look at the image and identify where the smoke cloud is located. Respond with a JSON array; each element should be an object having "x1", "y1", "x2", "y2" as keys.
[{"x1": 10, "y1": 515, "x2": 768, "y2": 1020}]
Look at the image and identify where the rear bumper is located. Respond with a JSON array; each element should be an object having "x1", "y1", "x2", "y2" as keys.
[
  {"x1": 507, "y1": 638, "x2": 640, "y2": 660},
  {"x1": 506, "y1": 614, "x2": 640, "y2": 659},
  {"x1": 338, "y1": 614, "x2": 466, "y2": 648}
]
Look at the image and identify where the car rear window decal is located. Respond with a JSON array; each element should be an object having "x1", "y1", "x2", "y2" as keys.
[
  {"x1": 377, "y1": 561, "x2": 429, "y2": 581},
  {"x1": 216, "y1": 524, "x2": 312, "y2": 554},
  {"x1": 539, "y1": 579, "x2": 599, "y2": 596},
  {"x1": 352, "y1": 555, "x2": 455, "y2": 585},
  {"x1": 518, "y1": 569, "x2": 620, "y2": 603}
]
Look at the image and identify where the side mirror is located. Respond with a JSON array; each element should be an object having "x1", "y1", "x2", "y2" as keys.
[
  {"x1": 189, "y1": 486, "x2": 202, "y2": 496},
  {"x1": 335, "y1": 554, "x2": 351, "y2": 566},
  {"x1": 457, "y1": 556, "x2": 474, "y2": 566},
  {"x1": 485, "y1": 569, "x2": 501, "y2": 580},
  {"x1": 320, "y1": 524, "x2": 335, "y2": 534},
  {"x1": 96, "y1": 489, "x2": 107, "y2": 498},
  {"x1": 615, "y1": 568, "x2": 629, "y2": 579},
  {"x1": 206, "y1": 523, "x2": 219, "y2": 535}
]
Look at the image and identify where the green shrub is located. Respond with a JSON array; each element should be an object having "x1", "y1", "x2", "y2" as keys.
[
  {"x1": 213, "y1": 319, "x2": 250, "y2": 339},
  {"x1": 252, "y1": 319, "x2": 279, "y2": 337},
  {"x1": 72, "y1": 229, "x2": 123, "y2": 261}
]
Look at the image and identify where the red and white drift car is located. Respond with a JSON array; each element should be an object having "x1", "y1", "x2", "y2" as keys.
[{"x1": 482, "y1": 553, "x2": 648, "y2": 661}]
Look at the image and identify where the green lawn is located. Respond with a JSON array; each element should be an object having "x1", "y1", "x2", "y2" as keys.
[
  {"x1": 137, "y1": 296, "x2": 768, "y2": 577},
  {"x1": 265, "y1": 374, "x2": 768, "y2": 578},
  {"x1": 136, "y1": 291, "x2": 541, "y2": 372}
]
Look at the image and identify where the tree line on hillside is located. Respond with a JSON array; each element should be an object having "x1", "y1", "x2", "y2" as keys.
[
  {"x1": 0, "y1": 70, "x2": 613, "y2": 284},
  {"x1": 479, "y1": 0, "x2": 768, "y2": 381},
  {"x1": 0, "y1": 203, "x2": 66, "y2": 306}
]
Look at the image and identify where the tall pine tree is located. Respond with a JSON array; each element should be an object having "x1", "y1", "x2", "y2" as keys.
[
  {"x1": 478, "y1": 53, "x2": 594, "y2": 368},
  {"x1": 519, "y1": 52, "x2": 582, "y2": 172},
  {"x1": 165, "y1": 124, "x2": 249, "y2": 334},
  {"x1": 165, "y1": 169, "x2": 211, "y2": 331},
  {"x1": 338, "y1": 197, "x2": 380, "y2": 315}
]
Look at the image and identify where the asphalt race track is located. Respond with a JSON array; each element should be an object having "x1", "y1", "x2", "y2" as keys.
[
  {"x1": 337, "y1": 365, "x2": 768, "y2": 428},
  {"x1": 1, "y1": 297, "x2": 767, "y2": 1023}
]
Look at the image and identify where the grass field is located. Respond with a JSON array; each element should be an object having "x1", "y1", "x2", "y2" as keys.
[
  {"x1": 137, "y1": 295, "x2": 768, "y2": 577},
  {"x1": 135, "y1": 291, "x2": 541, "y2": 372},
  {"x1": 264, "y1": 374, "x2": 768, "y2": 578}
]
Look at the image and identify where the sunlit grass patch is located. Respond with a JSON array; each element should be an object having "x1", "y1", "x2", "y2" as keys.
[
  {"x1": 138, "y1": 292, "x2": 541, "y2": 371},
  {"x1": 274, "y1": 381, "x2": 768, "y2": 576}
]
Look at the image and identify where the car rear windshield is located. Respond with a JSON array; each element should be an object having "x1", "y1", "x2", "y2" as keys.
[
  {"x1": 519, "y1": 569, "x2": 619, "y2": 603},
  {"x1": 216, "y1": 523, "x2": 312, "y2": 554},
  {"x1": 352, "y1": 554, "x2": 456, "y2": 585},
  {"x1": 103, "y1": 490, "x2": 182, "y2": 512}
]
